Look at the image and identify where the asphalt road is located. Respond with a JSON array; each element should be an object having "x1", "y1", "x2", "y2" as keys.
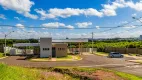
[{"x1": 0, "y1": 54, "x2": 142, "y2": 76}]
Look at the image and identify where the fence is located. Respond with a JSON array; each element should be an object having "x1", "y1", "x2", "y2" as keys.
[
  {"x1": 10, "y1": 48, "x2": 34, "y2": 55},
  {"x1": 105, "y1": 47, "x2": 142, "y2": 54},
  {"x1": 0, "y1": 45, "x2": 4, "y2": 53},
  {"x1": 68, "y1": 48, "x2": 97, "y2": 53}
]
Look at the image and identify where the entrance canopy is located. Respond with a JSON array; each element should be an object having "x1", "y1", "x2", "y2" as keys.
[
  {"x1": 13, "y1": 39, "x2": 88, "y2": 47},
  {"x1": 52, "y1": 39, "x2": 88, "y2": 42}
]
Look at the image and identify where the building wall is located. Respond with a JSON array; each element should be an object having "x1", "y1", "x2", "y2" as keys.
[
  {"x1": 54, "y1": 44, "x2": 67, "y2": 57},
  {"x1": 40, "y1": 38, "x2": 52, "y2": 58}
]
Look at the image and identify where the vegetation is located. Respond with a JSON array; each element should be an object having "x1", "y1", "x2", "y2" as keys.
[
  {"x1": 0, "y1": 52, "x2": 4, "y2": 58},
  {"x1": 0, "y1": 63, "x2": 141, "y2": 80},
  {"x1": 30, "y1": 55, "x2": 82, "y2": 62},
  {"x1": 95, "y1": 52, "x2": 108, "y2": 56},
  {"x1": 48, "y1": 67, "x2": 142, "y2": 80},
  {"x1": 0, "y1": 63, "x2": 78, "y2": 80},
  {"x1": 68, "y1": 40, "x2": 142, "y2": 52},
  {"x1": 0, "y1": 39, "x2": 38, "y2": 47},
  {"x1": 1, "y1": 39, "x2": 142, "y2": 52}
]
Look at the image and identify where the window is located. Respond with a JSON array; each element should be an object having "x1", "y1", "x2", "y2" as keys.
[
  {"x1": 58, "y1": 48, "x2": 65, "y2": 50},
  {"x1": 43, "y1": 48, "x2": 50, "y2": 51}
]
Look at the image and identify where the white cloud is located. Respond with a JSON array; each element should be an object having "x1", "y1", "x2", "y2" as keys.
[
  {"x1": 0, "y1": 0, "x2": 38, "y2": 19},
  {"x1": 35, "y1": 8, "x2": 104, "y2": 20},
  {"x1": 96, "y1": 26, "x2": 100, "y2": 29},
  {"x1": 35, "y1": 0, "x2": 142, "y2": 19},
  {"x1": 84, "y1": 8, "x2": 103, "y2": 17},
  {"x1": 101, "y1": 0, "x2": 125, "y2": 16},
  {"x1": 14, "y1": 17, "x2": 20, "y2": 20},
  {"x1": 41, "y1": 22, "x2": 65, "y2": 28},
  {"x1": 132, "y1": 13, "x2": 137, "y2": 17},
  {"x1": 125, "y1": 1, "x2": 142, "y2": 11},
  {"x1": 41, "y1": 22, "x2": 74, "y2": 29},
  {"x1": 120, "y1": 21, "x2": 128, "y2": 24},
  {"x1": 15, "y1": 23, "x2": 24, "y2": 29},
  {"x1": 76, "y1": 22, "x2": 92, "y2": 28},
  {"x1": 0, "y1": 14, "x2": 6, "y2": 19},
  {"x1": 35, "y1": 9, "x2": 49, "y2": 20},
  {"x1": 65, "y1": 25, "x2": 74, "y2": 29},
  {"x1": 123, "y1": 25, "x2": 136, "y2": 28}
]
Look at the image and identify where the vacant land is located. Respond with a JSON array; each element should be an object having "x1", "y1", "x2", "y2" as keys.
[
  {"x1": 0, "y1": 63, "x2": 78, "y2": 80},
  {"x1": 0, "y1": 63, "x2": 142, "y2": 80}
]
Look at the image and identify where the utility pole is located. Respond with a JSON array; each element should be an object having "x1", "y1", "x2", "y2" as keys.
[
  {"x1": 92, "y1": 32, "x2": 94, "y2": 54},
  {"x1": 4, "y1": 31, "x2": 14, "y2": 56},
  {"x1": 4, "y1": 34, "x2": 6, "y2": 56}
]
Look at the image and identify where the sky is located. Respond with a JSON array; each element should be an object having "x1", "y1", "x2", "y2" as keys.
[{"x1": 0, "y1": 0, "x2": 142, "y2": 39}]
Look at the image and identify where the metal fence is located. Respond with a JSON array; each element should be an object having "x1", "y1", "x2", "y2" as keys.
[{"x1": 105, "y1": 47, "x2": 142, "y2": 54}]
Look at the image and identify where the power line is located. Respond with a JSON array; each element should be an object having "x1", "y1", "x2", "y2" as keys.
[
  {"x1": 94, "y1": 19, "x2": 137, "y2": 33},
  {"x1": 0, "y1": 25, "x2": 119, "y2": 29}
]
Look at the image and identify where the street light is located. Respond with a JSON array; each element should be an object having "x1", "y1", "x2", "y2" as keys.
[
  {"x1": 92, "y1": 32, "x2": 94, "y2": 54},
  {"x1": 4, "y1": 31, "x2": 14, "y2": 56}
]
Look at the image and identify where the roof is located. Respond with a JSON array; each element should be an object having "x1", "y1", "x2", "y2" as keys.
[
  {"x1": 13, "y1": 39, "x2": 88, "y2": 47},
  {"x1": 13, "y1": 43, "x2": 39, "y2": 47},
  {"x1": 52, "y1": 39, "x2": 88, "y2": 42}
]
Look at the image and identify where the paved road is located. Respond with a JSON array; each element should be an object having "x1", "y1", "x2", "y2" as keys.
[{"x1": 0, "y1": 54, "x2": 142, "y2": 76}]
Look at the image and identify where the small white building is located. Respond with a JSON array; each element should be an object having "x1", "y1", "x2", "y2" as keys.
[{"x1": 40, "y1": 37, "x2": 52, "y2": 58}]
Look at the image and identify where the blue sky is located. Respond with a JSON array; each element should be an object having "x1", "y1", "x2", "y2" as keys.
[{"x1": 0, "y1": 0, "x2": 142, "y2": 39}]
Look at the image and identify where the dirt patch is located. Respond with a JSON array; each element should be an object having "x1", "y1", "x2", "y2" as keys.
[
  {"x1": 91, "y1": 70, "x2": 124, "y2": 80},
  {"x1": 40, "y1": 71, "x2": 64, "y2": 80},
  {"x1": 51, "y1": 68, "x2": 125, "y2": 80},
  {"x1": 71, "y1": 70, "x2": 124, "y2": 80}
]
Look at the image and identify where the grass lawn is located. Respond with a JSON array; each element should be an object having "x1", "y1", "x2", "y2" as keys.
[
  {"x1": 0, "y1": 53, "x2": 4, "y2": 58},
  {"x1": 0, "y1": 63, "x2": 79, "y2": 80},
  {"x1": 0, "y1": 52, "x2": 7, "y2": 59},
  {"x1": 95, "y1": 52, "x2": 108, "y2": 56},
  {"x1": 0, "y1": 63, "x2": 142, "y2": 80},
  {"x1": 30, "y1": 55, "x2": 82, "y2": 62}
]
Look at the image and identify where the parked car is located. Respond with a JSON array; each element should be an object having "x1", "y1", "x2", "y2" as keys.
[{"x1": 108, "y1": 52, "x2": 124, "y2": 58}]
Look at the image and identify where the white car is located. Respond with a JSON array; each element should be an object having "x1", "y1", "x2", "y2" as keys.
[{"x1": 108, "y1": 52, "x2": 124, "y2": 58}]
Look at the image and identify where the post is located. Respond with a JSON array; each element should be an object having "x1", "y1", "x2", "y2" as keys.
[
  {"x1": 92, "y1": 32, "x2": 94, "y2": 54},
  {"x1": 4, "y1": 34, "x2": 6, "y2": 56}
]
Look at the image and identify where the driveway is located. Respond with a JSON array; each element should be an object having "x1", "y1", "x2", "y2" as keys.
[{"x1": 0, "y1": 54, "x2": 142, "y2": 76}]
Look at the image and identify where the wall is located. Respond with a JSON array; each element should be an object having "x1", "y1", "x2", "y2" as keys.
[
  {"x1": 40, "y1": 38, "x2": 52, "y2": 58},
  {"x1": 0, "y1": 45, "x2": 4, "y2": 53},
  {"x1": 10, "y1": 48, "x2": 34, "y2": 55},
  {"x1": 68, "y1": 48, "x2": 97, "y2": 53},
  {"x1": 54, "y1": 44, "x2": 67, "y2": 57},
  {"x1": 105, "y1": 47, "x2": 142, "y2": 54}
]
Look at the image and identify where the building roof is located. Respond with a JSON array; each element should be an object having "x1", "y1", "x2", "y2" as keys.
[
  {"x1": 52, "y1": 39, "x2": 88, "y2": 42},
  {"x1": 13, "y1": 39, "x2": 88, "y2": 47}
]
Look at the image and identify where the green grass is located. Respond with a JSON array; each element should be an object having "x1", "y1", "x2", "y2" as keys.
[
  {"x1": 95, "y1": 52, "x2": 108, "y2": 56},
  {"x1": 57, "y1": 55, "x2": 73, "y2": 59},
  {"x1": 0, "y1": 52, "x2": 4, "y2": 58},
  {"x1": 0, "y1": 63, "x2": 141, "y2": 80},
  {"x1": 30, "y1": 55, "x2": 82, "y2": 62},
  {"x1": 0, "y1": 63, "x2": 79, "y2": 80},
  {"x1": 0, "y1": 63, "x2": 40, "y2": 80}
]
